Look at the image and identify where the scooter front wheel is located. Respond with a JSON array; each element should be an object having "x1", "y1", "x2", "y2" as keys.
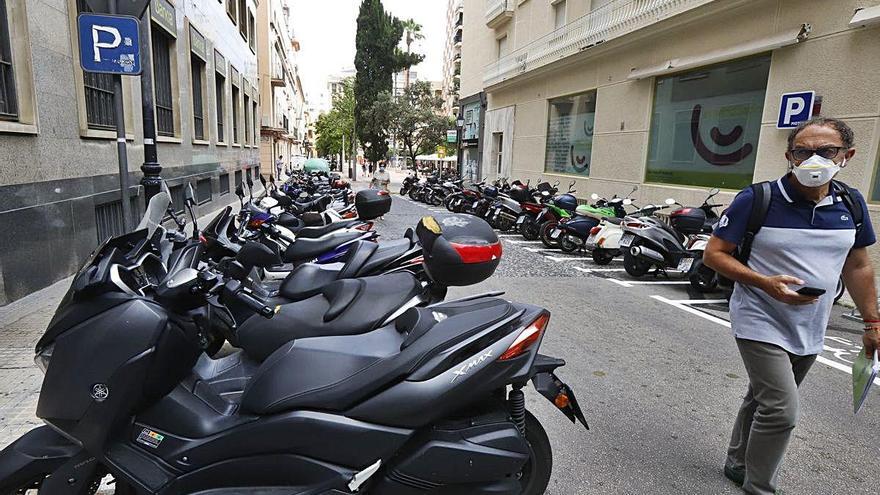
[
  {"x1": 540, "y1": 222, "x2": 560, "y2": 248},
  {"x1": 688, "y1": 258, "x2": 718, "y2": 292},
  {"x1": 521, "y1": 219, "x2": 539, "y2": 240}
]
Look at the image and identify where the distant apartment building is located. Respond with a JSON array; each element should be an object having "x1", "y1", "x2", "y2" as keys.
[
  {"x1": 441, "y1": 0, "x2": 464, "y2": 117},
  {"x1": 257, "y1": 0, "x2": 309, "y2": 176},
  {"x1": 0, "y1": 0, "x2": 260, "y2": 304}
]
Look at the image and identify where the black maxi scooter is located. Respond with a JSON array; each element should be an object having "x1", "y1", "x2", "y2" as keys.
[{"x1": 0, "y1": 198, "x2": 588, "y2": 495}]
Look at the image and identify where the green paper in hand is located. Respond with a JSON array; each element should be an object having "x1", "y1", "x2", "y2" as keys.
[{"x1": 852, "y1": 349, "x2": 879, "y2": 414}]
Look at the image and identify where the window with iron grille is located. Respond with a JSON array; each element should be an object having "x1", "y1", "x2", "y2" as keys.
[
  {"x1": 238, "y1": 0, "x2": 247, "y2": 40},
  {"x1": 94, "y1": 197, "x2": 141, "y2": 243},
  {"x1": 234, "y1": 170, "x2": 242, "y2": 187},
  {"x1": 215, "y1": 74, "x2": 225, "y2": 142},
  {"x1": 152, "y1": 26, "x2": 175, "y2": 137},
  {"x1": 231, "y1": 84, "x2": 240, "y2": 144},
  {"x1": 219, "y1": 173, "x2": 230, "y2": 194},
  {"x1": 78, "y1": 0, "x2": 117, "y2": 130},
  {"x1": 0, "y1": 0, "x2": 17, "y2": 121},
  {"x1": 191, "y1": 56, "x2": 205, "y2": 140},
  {"x1": 197, "y1": 178, "x2": 212, "y2": 205},
  {"x1": 243, "y1": 94, "x2": 250, "y2": 145}
]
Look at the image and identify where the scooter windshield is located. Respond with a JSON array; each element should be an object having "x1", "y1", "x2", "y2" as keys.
[{"x1": 136, "y1": 191, "x2": 172, "y2": 237}]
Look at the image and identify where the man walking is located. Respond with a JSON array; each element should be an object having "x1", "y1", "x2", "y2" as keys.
[
  {"x1": 704, "y1": 117, "x2": 880, "y2": 494},
  {"x1": 275, "y1": 155, "x2": 284, "y2": 180}
]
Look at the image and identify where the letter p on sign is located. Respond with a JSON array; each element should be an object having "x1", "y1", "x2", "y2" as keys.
[{"x1": 777, "y1": 91, "x2": 815, "y2": 129}]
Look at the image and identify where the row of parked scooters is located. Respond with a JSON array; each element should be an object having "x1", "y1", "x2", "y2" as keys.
[
  {"x1": 405, "y1": 174, "x2": 847, "y2": 300},
  {"x1": 0, "y1": 171, "x2": 588, "y2": 494}
]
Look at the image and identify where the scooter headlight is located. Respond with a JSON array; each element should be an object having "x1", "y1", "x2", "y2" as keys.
[{"x1": 35, "y1": 344, "x2": 54, "y2": 374}]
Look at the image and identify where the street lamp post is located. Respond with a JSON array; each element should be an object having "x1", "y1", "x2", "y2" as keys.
[{"x1": 456, "y1": 116, "x2": 465, "y2": 180}]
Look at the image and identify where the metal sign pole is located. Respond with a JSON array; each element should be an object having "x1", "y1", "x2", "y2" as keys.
[{"x1": 108, "y1": 0, "x2": 132, "y2": 232}]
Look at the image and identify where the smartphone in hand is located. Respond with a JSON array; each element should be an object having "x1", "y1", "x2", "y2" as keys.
[{"x1": 796, "y1": 286, "x2": 826, "y2": 297}]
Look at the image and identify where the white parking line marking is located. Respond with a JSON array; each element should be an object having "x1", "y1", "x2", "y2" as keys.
[
  {"x1": 544, "y1": 256, "x2": 590, "y2": 262},
  {"x1": 573, "y1": 266, "x2": 626, "y2": 273},
  {"x1": 679, "y1": 299, "x2": 729, "y2": 305},
  {"x1": 627, "y1": 280, "x2": 691, "y2": 285},
  {"x1": 605, "y1": 279, "x2": 633, "y2": 288},
  {"x1": 503, "y1": 239, "x2": 544, "y2": 245},
  {"x1": 498, "y1": 234, "x2": 521, "y2": 237},
  {"x1": 652, "y1": 295, "x2": 880, "y2": 385},
  {"x1": 524, "y1": 247, "x2": 558, "y2": 253}
]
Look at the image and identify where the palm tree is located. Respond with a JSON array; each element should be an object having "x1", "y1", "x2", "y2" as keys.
[{"x1": 401, "y1": 19, "x2": 424, "y2": 89}]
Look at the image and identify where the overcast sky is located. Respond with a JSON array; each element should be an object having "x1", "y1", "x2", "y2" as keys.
[{"x1": 290, "y1": 0, "x2": 448, "y2": 112}]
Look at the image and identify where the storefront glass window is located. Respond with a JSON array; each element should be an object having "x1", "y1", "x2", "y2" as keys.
[
  {"x1": 645, "y1": 54, "x2": 771, "y2": 190},
  {"x1": 544, "y1": 90, "x2": 596, "y2": 177}
]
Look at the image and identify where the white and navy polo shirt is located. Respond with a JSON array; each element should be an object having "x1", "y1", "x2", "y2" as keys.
[{"x1": 714, "y1": 175, "x2": 876, "y2": 356}]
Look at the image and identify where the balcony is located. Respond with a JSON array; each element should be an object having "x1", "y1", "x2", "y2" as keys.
[
  {"x1": 484, "y1": 0, "x2": 717, "y2": 87},
  {"x1": 485, "y1": 0, "x2": 513, "y2": 28}
]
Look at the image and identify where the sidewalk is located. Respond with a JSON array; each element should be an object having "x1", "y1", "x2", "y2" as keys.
[{"x1": 0, "y1": 200, "x2": 245, "y2": 449}]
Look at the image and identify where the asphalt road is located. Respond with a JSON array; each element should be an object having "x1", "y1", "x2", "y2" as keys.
[{"x1": 378, "y1": 192, "x2": 880, "y2": 495}]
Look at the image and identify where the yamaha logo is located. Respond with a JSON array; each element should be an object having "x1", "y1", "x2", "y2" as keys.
[{"x1": 91, "y1": 383, "x2": 109, "y2": 402}]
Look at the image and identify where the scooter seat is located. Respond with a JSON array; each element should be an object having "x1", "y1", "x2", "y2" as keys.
[
  {"x1": 276, "y1": 212, "x2": 303, "y2": 229},
  {"x1": 238, "y1": 272, "x2": 423, "y2": 362},
  {"x1": 603, "y1": 217, "x2": 622, "y2": 225},
  {"x1": 240, "y1": 296, "x2": 515, "y2": 415},
  {"x1": 296, "y1": 219, "x2": 361, "y2": 239},
  {"x1": 355, "y1": 238, "x2": 413, "y2": 276},
  {"x1": 282, "y1": 231, "x2": 364, "y2": 263}
]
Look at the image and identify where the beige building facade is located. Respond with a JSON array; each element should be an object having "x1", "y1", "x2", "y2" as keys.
[
  {"x1": 257, "y1": 0, "x2": 309, "y2": 177},
  {"x1": 441, "y1": 0, "x2": 464, "y2": 116},
  {"x1": 462, "y1": 0, "x2": 880, "y2": 268}
]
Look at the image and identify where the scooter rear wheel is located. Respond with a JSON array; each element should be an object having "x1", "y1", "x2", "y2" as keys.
[
  {"x1": 592, "y1": 248, "x2": 616, "y2": 265},
  {"x1": 688, "y1": 258, "x2": 718, "y2": 293},
  {"x1": 623, "y1": 252, "x2": 651, "y2": 277},
  {"x1": 560, "y1": 235, "x2": 579, "y2": 253},
  {"x1": 521, "y1": 219, "x2": 539, "y2": 240},
  {"x1": 540, "y1": 221, "x2": 560, "y2": 248},
  {"x1": 519, "y1": 411, "x2": 553, "y2": 495}
]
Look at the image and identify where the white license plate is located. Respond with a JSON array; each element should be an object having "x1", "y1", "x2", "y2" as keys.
[
  {"x1": 516, "y1": 216, "x2": 526, "y2": 225},
  {"x1": 550, "y1": 229, "x2": 562, "y2": 239},
  {"x1": 619, "y1": 233, "x2": 634, "y2": 248},
  {"x1": 586, "y1": 234, "x2": 597, "y2": 245},
  {"x1": 677, "y1": 258, "x2": 694, "y2": 272}
]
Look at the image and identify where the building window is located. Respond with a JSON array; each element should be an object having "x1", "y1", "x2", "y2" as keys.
[
  {"x1": 544, "y1": 90, "x2": 596, "y2": 177},
  {"x1": 553, "y1": 0, "x2": 566, "y2": 30},
  {"x1": 215, "y1": 72, "x2": 225, "y2": 142},
  {"x1": 231, "y1": 83, "x2": 240, "y2": 144},
  {"x1": 0, "y1": 0, "x2": 17, "y2": 121},
  {"x1": 219, "y1": 173, "x2": 230, "y2": 194},
  {"x1": 190, "y1": 55, "x2": 206, "y2": 140},
  {"x1": 252, "y1": 101, "x2": 258, "y2": 147},
  {"x1": 492, "y1": 132, "x2": 503, "y2": 175},
  {"x1": 227, "y1": 0, "x2": 237, "y2": 24},
  {"x1": 496, "y1": 35, "x2": 508, "y2": 59},
  {"x1": 243, "y1": 93, "x2": 251, "y2": 145},
  {"x1": 645, "y1": 54, "x2": 771, "y2": 190},
  {"x1": 197, "y1": 178, "x2": 212, "y2": 205},
  {"x1": 248, "y1": 10, "x2": 256, "y2": 52},
  {"x1": 152, "y1": 26, "x2": 175, "y2": 137},
  {"x1": 78, "y1": 0, "x2": 117, "y2": 130},
  {"x1": 238, "y1": 0, "x2": 247, "y2": 40}
]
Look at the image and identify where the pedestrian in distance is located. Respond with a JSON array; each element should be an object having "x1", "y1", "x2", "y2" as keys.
[
  {"x1": 275, "y1": 155, "x2": 284, "y2": 180},
  {"x1": 704, "y1": 117, "x2": 879, "y2": 495}
]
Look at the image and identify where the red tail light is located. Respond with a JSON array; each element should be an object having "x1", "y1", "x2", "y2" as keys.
[
  {"x1": 354, "y1": 222, "x2": 374, "y2": 232},
  {"x1": 671, "y1": 208, "x2": 692, "y2": 216},
  {"x1": 378, "y1": 190, "x2": 390, "y2": 196},
  {"x1": 589, "y1": 226, "x2": 601, "y2": 235},
  {"x1": 344, "y1": 211, "x2": 358, "y2": 219},
  {"x1": 450, "y1": 241, "x2": 502, "y2": 263},
  {"x1": 247, "y1": 219, "x2": 265, "y2": 229},
  {"x1": 499, "y1": 314, "x2": 550, "y2": 361},
  {"x1": 625, "y1": 222, "x2": 647, "y2": 229}
]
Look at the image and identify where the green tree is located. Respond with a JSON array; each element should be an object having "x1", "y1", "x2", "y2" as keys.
[
  {"x1": 315, "y1": 78, "x2": 355, "y2": 158},
  {"x1": 354, "y1": 0, "x2": 423, "y2": 163},
  {"x1": 374, "y1": 81, "x2": 450, "y2": 169}
]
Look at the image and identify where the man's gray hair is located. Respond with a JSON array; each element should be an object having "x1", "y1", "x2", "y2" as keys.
[{"x1": 787, "y1": 117, "x2": 855, "y2": 150}]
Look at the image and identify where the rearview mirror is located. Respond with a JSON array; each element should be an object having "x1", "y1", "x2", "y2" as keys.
[
  {"x1": 590, "y1": 193, "x2": 599, "y2": 200},
  {"x1": 623, "y1": 198, "x2": 633, "y2": 205},
  {"x1": 184, "y1": 183, "x2": 196, "y2": 206},
  {"x1": 665, "y1": 198, "x2": 676, "y2": 205},
  {"x1": 260, "y1": 175, "x2": 268, "y2": 186},
  {"x1": 235, "y1": 184, "x2": 244, "y2": 198},
  {"x1": 708, "y1": 187, "x2": 720, "y2": 196}
]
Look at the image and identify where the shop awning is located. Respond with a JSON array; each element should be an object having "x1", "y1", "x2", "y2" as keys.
[{"x1": 627, "y1": 24, "x2": 811, "y2": 80}]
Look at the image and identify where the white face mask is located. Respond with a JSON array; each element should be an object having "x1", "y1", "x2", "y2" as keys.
[{"x1": 791, "y1": 154, "x2": 845, "y2": 188}]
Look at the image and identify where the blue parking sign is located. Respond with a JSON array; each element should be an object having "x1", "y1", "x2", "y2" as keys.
[
  {"x1": 777, "y1": 91, "x2": 815, "y2": 129},
  {"x1": 78, "y1": 13, "x2": 141, "y2": 75}
]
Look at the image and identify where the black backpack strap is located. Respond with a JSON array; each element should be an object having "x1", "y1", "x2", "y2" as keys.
[
  {"x1": 737, "y1": 181, "x2": 772, "y2": 264},
  {"x1": 831, "y1": 180, "x2": 864, "y2": 238}
]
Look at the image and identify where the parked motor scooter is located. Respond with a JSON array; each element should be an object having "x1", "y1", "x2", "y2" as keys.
[{"x1": 537, "y1": 181, "x2": 578, "y2": 248}]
